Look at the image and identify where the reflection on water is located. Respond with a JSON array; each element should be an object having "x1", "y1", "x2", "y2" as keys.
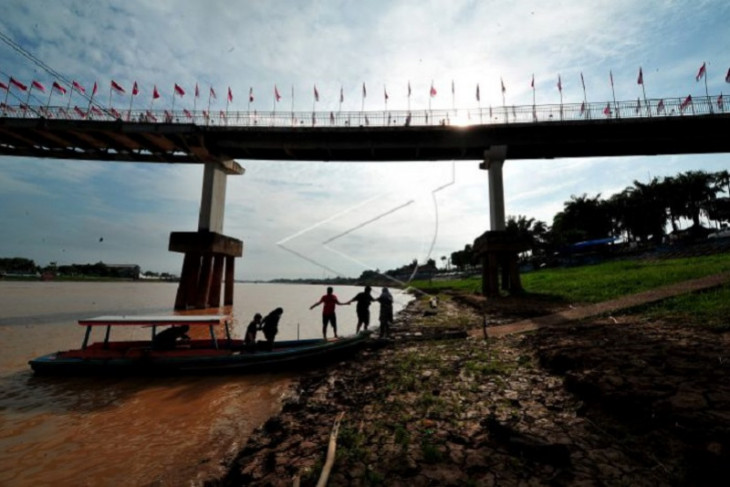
[{"x1": 0, "y1": 281, "x2": 410, "y2": 486}]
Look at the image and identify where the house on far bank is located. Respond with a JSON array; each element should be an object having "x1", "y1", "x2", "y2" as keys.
[{"x1": 106, "y1": 264, "x2": 141, "y2": 280}]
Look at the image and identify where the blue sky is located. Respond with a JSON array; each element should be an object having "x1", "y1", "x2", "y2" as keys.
[{"x1": 1, "y1": 0, "x2": 729, "y2": 280}]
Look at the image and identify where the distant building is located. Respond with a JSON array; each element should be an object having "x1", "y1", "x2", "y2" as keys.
[{"x1": 106, "y1": 264, "x2": 141, "y2": 279}]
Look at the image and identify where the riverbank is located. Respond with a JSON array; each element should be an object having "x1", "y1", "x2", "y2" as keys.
[{"x1": 207, "y1": 280, "x2": 730, "y2": 486}]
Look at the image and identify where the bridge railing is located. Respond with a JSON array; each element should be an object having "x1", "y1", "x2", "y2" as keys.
[{"x1": 0, "y1": 95, "x2": 725, "y2": 128}]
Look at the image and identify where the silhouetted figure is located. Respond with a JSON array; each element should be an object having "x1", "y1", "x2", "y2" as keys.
[
  {"x1": 347, "y1": 286, "x2": 375, "y2": 333},
  {"x1": 377, "y1": 288, "x2": 394, "y2": 338},
  {"x1": 153, "y1": 325, "x2": 190, "y2": 350},
  {"x1": 310, "y1": 286, "x2": 348, "y2": 339},
  {"x1": 244, "y1": 313, "x2": 262, "y2": 351},
  {"x1": 261, "y1": 308, "x2": 284, "y2": 351}
]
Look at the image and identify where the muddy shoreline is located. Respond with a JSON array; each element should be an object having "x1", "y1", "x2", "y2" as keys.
[{"x1": 204, "y1": 292, "x2": 730, "y2": 486}]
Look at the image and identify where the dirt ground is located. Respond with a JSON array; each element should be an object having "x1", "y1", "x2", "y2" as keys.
[{"x1": 206, "y1": 277, "x2": 730, "y2": 487}]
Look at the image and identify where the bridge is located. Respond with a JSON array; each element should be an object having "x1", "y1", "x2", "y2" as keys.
[{"x1": 2, "y1": 96, "x2": 729, "y2": 307}]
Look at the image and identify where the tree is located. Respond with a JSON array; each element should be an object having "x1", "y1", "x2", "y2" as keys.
[{"x1": 551, "y1": 194, "x2": 613, "y2": 245}]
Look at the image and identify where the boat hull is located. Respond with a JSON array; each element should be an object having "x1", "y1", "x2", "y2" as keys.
[{"x1": 29, "y1": 333, "x2": 372, "y2": 375}]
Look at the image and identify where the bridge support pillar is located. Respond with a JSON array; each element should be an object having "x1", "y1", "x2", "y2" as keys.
[
  {"x1": 477, "y1": 146, "x2": 529, "y2": 296},
  {"x1": 169, "y1": 159, "x2": 244, "y2": 310}
]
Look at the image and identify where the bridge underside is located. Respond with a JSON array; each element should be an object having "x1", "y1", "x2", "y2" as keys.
[{"x1": 1, "y1": 114, "x2": 729, "y2": 163}]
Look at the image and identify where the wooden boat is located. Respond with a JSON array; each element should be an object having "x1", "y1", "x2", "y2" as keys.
[{"x1": 29, "y1": 315, "x2": 372, "y2": 375}]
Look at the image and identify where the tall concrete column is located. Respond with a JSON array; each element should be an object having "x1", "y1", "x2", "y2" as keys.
[
  {"x1": 170, "y1": 158, "x2": 244, "y2": 310},
  {"x1": 479, "y1": 145, "x2": 507, "y2": 231}
]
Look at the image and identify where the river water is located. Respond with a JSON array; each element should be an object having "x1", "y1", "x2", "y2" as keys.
[{"x1": 0, "y1": 281, "x2": 409, "y2": 486}]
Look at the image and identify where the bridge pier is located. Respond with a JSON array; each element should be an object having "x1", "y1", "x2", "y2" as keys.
[
  {"x1": 477, "y1": 146, "x2": 529, "y2": 296},
  {"x1": 169, "y1": 159, "x2": 244, "y2": 310}
]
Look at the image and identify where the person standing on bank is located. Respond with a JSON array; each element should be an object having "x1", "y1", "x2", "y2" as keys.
[
  {"x1": 347, "y1": 285, "x2": 375, "y2": 333},
  {"x1": 261, "y1": 308, "x2": 283, "y2": 351},
  {"x1": 377, "y1": 287, "x2": 394, "y2": 338},
  {"x1": 310, "y1": 286, "x2": 347, "y2": 339}
]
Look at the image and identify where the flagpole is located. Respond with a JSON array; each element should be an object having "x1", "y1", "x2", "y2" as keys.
[
  {"x1": 339, "y1": 86, "x2": 343, "y2": 113},
  {"x1": 109, "y1": 85, "x2": 112, "y2": 111},
  {"x1": 451, "y1": 80, "x2": 455, "y2": 112},
  {"x1": 66, "y1": 85, "x2": 73, "y2": 110},
  {"x1": 361, "y1": 83, "x2": 365, "y2": 112},
  {"x1": 46, "y1": 88, "x2": 53, "y2": 111},
  {"x1": 24, "y1": 84, "x2": 34, "y2": 118},
  {"x1": 500, "y1": 78, "x2": 506, "y2": 124},
  {"x1": 407, "y1": 81, "x2": 411, "y2": 113},
  {"x1": 610, "y1": 70, "x2": 618, "y2": 118},
  {"x1": 703, "y1": 62, "x2": 712, "y2": 113},
  {"x1": 171, "y1": 85, "x2": 176, "y2": 113},
  {"x1": 291, "y1": 85, "x2": 295, "y2": 125},
  {"x1": 3, "y1": 77, "x2": 11, "y2": 109},
  {"x1": 128, "y1": 90, "x2": 134, "y2": 121}
]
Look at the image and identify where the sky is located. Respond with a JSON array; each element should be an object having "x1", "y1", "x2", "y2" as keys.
[{"x1": 0, "y1": 0, "x2": 729, "y2": 281}]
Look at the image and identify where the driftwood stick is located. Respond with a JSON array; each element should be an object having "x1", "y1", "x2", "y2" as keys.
[{"x1": 316, "y1": 411, "x2": 345, "y2": 487}]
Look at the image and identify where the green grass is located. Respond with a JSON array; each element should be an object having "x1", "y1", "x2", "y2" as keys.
[
  {"x1": 634, "y1": 284, "x2": 730, "y2": 331},
  {"x1": 411, "y1": 253, "x2": 730, "y2": 304}
]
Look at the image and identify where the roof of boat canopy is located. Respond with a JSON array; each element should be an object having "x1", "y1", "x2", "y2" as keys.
[{"x1": 77, "y1": 315, "x2": 231, "y2": 327}]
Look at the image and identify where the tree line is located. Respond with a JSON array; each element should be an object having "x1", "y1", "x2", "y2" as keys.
[{"x1": 449, "y1": 169, "x2": 730, "y2": 271}]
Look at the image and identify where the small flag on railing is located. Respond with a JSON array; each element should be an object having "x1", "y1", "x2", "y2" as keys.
[
  {"x1": 146, "y1": 110, "x2": 157, "y2": 122},
  {"x1": 52, "y1": 81, "x2": 67, "y2": 94},
  {"x1": 174, "y1": 84, "x2": 185, "y2": 96},
  {"x1": 557, "y1": 75, "x2": 562, "y2": 92},
  {"x1": 696, "y1": 62, "x2": 706, "y2": 81},
  {"x1": 0, "y1": 81, "x2": 8, "y2": 91},
  {"x1": 152, "y1": 85, "x2": 160, "y2": 99},
  {"x1": 184, "y1": 109, "x2": 193, "y2": 119},
  {"x1": 10, "y1": 77, "x2": 27, "y2": 91},
  {"x1": 164, "y1": 110, "x2": 173, "y2": 119},
  {"x1": 90, "y1": 106, "x2": 103, "y2": 116},
  {"x1": 0, "y1": 103, "x2": 16, "y2": 112},
  {"x1": 195, "y1": 83, "x2": 200, "y2": 98},
  {"x1": 430, "y1": 81, "x2": 437, "y2": 97},
  {"x1": 531, "y1": 74, "x2": 535, "y2": 89},
  {"x1": 92, "y1": 82, "x2": 98, "y2": 96},
  {"x1": 74, "y1": 106, "x2": 86, "y2": 118},
  {"x1": 220, "y1": 110, "x2": 226, "y2": 119},
  {"x1": 72, "y1": 81, "x2": 85, "y2": 94},
  {"x1": 228, "y1": 87, "x2": 233, "y2": 103},
  {"x1": 580, "y1": 101, "x2": 585, "y2": 115},
  {"x1": 384, "y1": 86, "x2": 388, "y2": 101},
  {"x1": 249, "y1": 87, "x2": 254, "y2": 103},
  {"x1": 32, "y1": 80, "x2": 46, "y2": 92},
  {"x1": 726, "y1": 68, "x2": 730, "y2": 83},
  {"x1": 274, "y1": 85, "x2": 281, "y2": 101},
  {"x1": 111, "y1": 80, "x2": 125, "y2": 94},
  {"x1": 314, "y1": 85, "x2": 319, "y2": 102},
  {"x1": 718, "y1": 94, "x2": 724, "y2": 110},
  {"x1": 680, "y1": 94, "x2": 692, "y2": 111},
  {"x1": 637, "y1": 67, "x2": 643, "y2": 85},
  {"x1": 500, "y1": 78, "x2": 505, "y2": 94},
  {"x1": 110, "y1": 107, "x2": 121, "y2": 118},
  {"x1": 603, "y1": 103, "x2": 611, "y2": 116},
  {"x1": 362, "y1": 82, "x2": 367, "y2": 98},
  {"x1": 132, "y1": 81, "x2": 139, "y2": 96},
  {"x1": 657, "y1": 99, "x2": 665, "y2": 113}
]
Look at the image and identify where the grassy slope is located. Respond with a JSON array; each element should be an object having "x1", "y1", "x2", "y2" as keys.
[{"x1": 411, "y1": 253, "x2": 730, "y2": 329}]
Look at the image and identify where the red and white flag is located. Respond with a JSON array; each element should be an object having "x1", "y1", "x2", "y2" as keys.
[
  {"x1": 362, "y1": 82, "x2": 367, "y2": 98},
  {"x1": 90, "y1": 106, "x2": 103, "y2": 116},
  {"x1": 430, "y1": 82, "x2": 437, "y2": 97},
  {"x1": 32, "y1": 80, "x2": 46, "y2": 92},
  {"x1": 0, "y1": 81, "x2": 8, "y2": 91},
  {"x1": 657, "y1": 99, "x2": 665, "y2": 113},
  {"x1": 531, "y1": 74, "x2": 535, "y2": 89},
  {"x1": 174, "y1": 84, "x2": 185, "y2": 96},
  {"x1": 74, "y1": 106, "x2": 86, "y2": 118},
  {"x1": 557, "y1": 75, "x2": 562, "y2": 92},
  {"x1": 500, "y1": 78, "x2": 505, "y2": 94},
  {"x1": 603, "y1": 103, "x2": 611, "y2": 116},
  {"x1": 91, "y1": 82, "x2": 98, "y2": 96},
  {"x1": 146, "y1": 110, "x2": 157, "y2": 122},
  {"x1": 384, "y1": 86, "x2": 388, "y2": 101},
  {"x1": 111, "y1": 80, "x2": 125, "y2": 94},
  {"x1": 637, "y1": 67, "x2": 643, "y2": 85},
  {"x1": 580, "y1": 101, "x2": 585, "y2": 114},
  {"x1": 407, "y1": 81, "x2": 411, "y2": 98},
  {"x1": 314, "y1": 85, "x2": 319, "y2": 102},
  {"x1": 726, "y1": 68, "x2": 730, "y2": 83},
  {"x1": 152, "y1": 85, "x2": 160, "y2": 99},
  {"x1": 52, "y1": 81, "x2": 67, "y2": 94},
  {"x1": 227, "y1": 87, "x2": 233, "y2": 103},
  {"x1": 220, "y1": 110, "x2": 226, "y2": 119},
  {"x1": 72, "y1": 81, "x2": 85, "y2": 94},
  {"x1": 210, "y1": 87, "x2": 217, "y2": 99},
  {"x1": 680, "y1": 94, "x2": 692, "y2": 111},
  {"x1": 110, "y1": 107, "x2": 121, "y2": 118},
  {"x1": 195, "y1": 83, "x2": 200, "y2": 98},
  {"x1": 10, "y1": 77, "x2": 28, "y2": 91},
  {"x1": 476, "y1": 83, "x2": 480, "y2": 101},
  {"x1": 249, "y1": 87, "x2": 254, "y2": 103},
  {"x1": 183, "y1": 109, "x2": 193, "y2": 119},
  {"x1": 274, "y1": 85, "x2": 281, "y2": 101},
  {"x1": 696, "y1": 62, "x2": 706, "y2": 81},
  {"x1": 132, "y1": 81, "x2": 139, "y2": 96}
]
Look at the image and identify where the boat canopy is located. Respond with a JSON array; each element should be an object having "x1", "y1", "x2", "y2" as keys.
[{"x1": 77, "y1": 315, "x2": 230, "y2": 327}]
